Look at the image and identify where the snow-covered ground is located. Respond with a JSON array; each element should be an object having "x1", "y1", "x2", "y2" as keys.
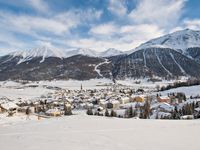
[
  {"x1": 158, "y1": 85, "x2": 200, "y2": 97},
  {"x1": 0, "y1": 81, "x2": 55, "y2": 101},
  {"x1": 0, "y1": 113, "x2": 200, "y2": 150},
  {"x1": 0, "y1": 79, "x2": 200, "y2": 150}
]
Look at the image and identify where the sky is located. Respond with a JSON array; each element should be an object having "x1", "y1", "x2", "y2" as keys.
[{"x1": 0, "y1": 0, "x2": 200, "y2": 55}]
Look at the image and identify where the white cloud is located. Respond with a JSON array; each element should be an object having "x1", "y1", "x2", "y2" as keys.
[
  {"x1": 108, "y1": 0, "x2": 127, "y2": 16},
  {"x1": 184, "y1": 19, "x2": 200, "y2": 30},
  {"x1": 0, "y1": 9, "x2": 102, "y2": 52},
  {"x1": 66, "y1": 23, "x2": 164, "y2": 51},
  {"x1": 0, "y1": 8, "x2": 102, "y2": 36},
  {"x1": 84, "y1": 0, "x2": 186, "y2": 52},
  {"x1": 0, "y1": 31, "x2": 31, "y2": 55},
  {"x1": 129, "y1": 0, "x2": 186, "y2": 28},
  {"x1": 169, "y1": 26, "x2": 185, "y2": 33},
  {"x1": 0, "y1": 0, "x2": 190, "y2": 54},
  {"x1": 120, "y1": 24, "x2": 164, "y2": 42},
  {"x1": 89, "y1": 23, "x2": 118, "y2": 35},
  {"x1": 27, "y1": 0, "x2": 49, "y2": 13},
  {"x1": 56, "y1": 9, "x2": 102, "y2": 27}
]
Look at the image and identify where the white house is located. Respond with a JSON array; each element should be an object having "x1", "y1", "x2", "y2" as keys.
[{"x1": 0, "y1": 102, "x2": 19, "y2": 113}]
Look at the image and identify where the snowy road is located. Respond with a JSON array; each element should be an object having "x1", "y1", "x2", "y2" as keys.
[
  {"x1": 94, "y1": 59, "x2": 110, "y2": 77},
  {"x1": 0, "y1": 114, "x2": 200, "y2": 150}
]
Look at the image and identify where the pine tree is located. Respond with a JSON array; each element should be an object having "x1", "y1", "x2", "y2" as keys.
[
  {"x1": 143, "y1": 100, "x2": 150, "y2": 119},
  {"x1": 126, "y1": 106, "x2": 133, "y2": 118},
  {"x1": 105, "y1": 109, "x2": 109, "y2": 117},
  {"x1": 155, "y1": 111, "x2": 159, "y2": 119},
  {"x1": 86, "y1": 108, "x2": 93, "y2": 115},
  {"x1": 64, "y1": 103, "x2": 72, "y2": 116},
  {"x1": 110, "y1": 109, "x2": 117, "y2": 117},
  {"x1": 132, "y1": 108, "x2": 137, "y2": 118}
]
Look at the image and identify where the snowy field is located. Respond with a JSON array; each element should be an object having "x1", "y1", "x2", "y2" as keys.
[
  {"x1": 0, "y1": 81, "x2": 54, "y2": 101},
  {"x1": 0, "y1": 113, "x2": 200, "y2": 150},
  {"x1": 158, "y1": 85, "x2": 200, "y2": 97}
]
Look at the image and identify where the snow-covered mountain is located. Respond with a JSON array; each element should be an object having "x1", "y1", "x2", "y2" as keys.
[
  {"x1": 99, "y1": 48, "x2": 124, "y2": 57},
  {"x1": 9, "y1": 47, "x2": 125, "y2": 64},
  {"x1": 11, "y1": 47, "x2": 66, "y2": 63},
  {"x1": 66, "y1": 48, "x2": 100, "y2": 58},
  {"x1": 135, "y1": 29, "x2": 200, "y2": 53},
  {"x1": 66, "y1": 48, "x2": 124, "y2": 58},
  {"x1": 1, "y1": 28, "x2": 200, "y2": 81}
]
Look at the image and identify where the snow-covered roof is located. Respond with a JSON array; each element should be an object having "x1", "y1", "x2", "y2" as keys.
[
  {"x1": 151, "y1": 102, "x2": 174, "y2": 112},
  {"x1": 121, "y1": 97, "x2": 130, "y2": 101},
  {"x1": 0, "y1": 102, "x2": 18, "y2": 110},
  {"x1": 46, "y1": 109, "x2": 61, "y2": 114},
  {"x1": 159, "y1": 96, "x2": 170, "y2": 99},
  {"x1": 111, "y1": 100, "x2": 120, "y2": 104}
]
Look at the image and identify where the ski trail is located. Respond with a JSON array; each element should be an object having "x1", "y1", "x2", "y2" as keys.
[
  {"x1": 170, "y1": 52, "x2": 187, "y2": 75},
  {"x1": 143, "y1": 49, "x2": 147, "y2": 67},
  {"x1": 94, "y1": 59, "x2": 110, "y2": 77},
  {"x1": 155, "y1": 50, "x2": 172, "y2": 76}
]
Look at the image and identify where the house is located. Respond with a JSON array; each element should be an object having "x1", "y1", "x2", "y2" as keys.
[
  {"x1": 0, "y1": 102, "x2": 19, "y2": 113},
  {"x1": 99, "y1": 100, "x2": 107, "y2": 109},
  {"x1": 85, "y1": 103, "x2": 94, "y2": 109},
  {"x1": 180, "y1": 115, "x2": 194, "y2": 120},
  {"x1": 115, "y1": 109, "x2": 126, "y2": 118},
  {"x1": 134, "y1": 96, "x2": 145, "y2": 103},
  {"x1": 170, "y1": 98, "x2": 179, "y2": 105},
  {"x1": 157, "y1": 96, "x2": 170, "y2": 103},
  {"x1": 45, "y1": 108, "x2": 61, "y2": 117},
  {"x1": 119, "y1": 97, "x2": 130, "y2": 104},
  {"x1": 107, "y1": 100, "x2": 120, "y2": 109},
  {"x1": 151, "y1": 102, "x2": 174, "y2": 113},
  {"x1": 64, "y1": 102, "x2": 72, "y2": 115}
]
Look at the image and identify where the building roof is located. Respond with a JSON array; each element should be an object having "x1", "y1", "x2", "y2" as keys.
[{"x1": 0, "y1": 102, "x2": 18, "y2": 110}]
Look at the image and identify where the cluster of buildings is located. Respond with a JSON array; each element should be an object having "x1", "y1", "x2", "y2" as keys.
[{"x1": 0, "y1": 84, "x2": 200, "y2": 120}]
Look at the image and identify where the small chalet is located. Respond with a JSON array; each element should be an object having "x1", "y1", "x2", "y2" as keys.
[
  {"x1": 157, "y1": 96, "x2": 170, "y2": 103},
  {"x1": 134, "y1": 95, "x2": 145, "y2": 102}
]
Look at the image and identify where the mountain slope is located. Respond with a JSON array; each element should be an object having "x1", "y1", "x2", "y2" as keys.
[
  {"x1": 0, "y1": 55, "x2": 111, "y2": 81},
  {"x1": 113, "y1": 48, "x2": 200, "y2": 79}
]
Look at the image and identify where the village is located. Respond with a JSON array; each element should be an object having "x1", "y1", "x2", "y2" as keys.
[{"x1": 0, "y1": 80, "x2": 200, "y2": 121}]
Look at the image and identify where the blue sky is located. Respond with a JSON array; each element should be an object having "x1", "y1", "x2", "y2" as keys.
[{"x1": 0, "y1": 0, "x2": 200, "y2": 55}]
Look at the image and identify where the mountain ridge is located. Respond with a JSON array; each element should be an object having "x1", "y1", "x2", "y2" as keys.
[
  {"x1": 7, "y1": 47, "x2": 125, "y2": 64},
  {"x1": 0, "y1": 28, "x2": 200, "y2": 80}
]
